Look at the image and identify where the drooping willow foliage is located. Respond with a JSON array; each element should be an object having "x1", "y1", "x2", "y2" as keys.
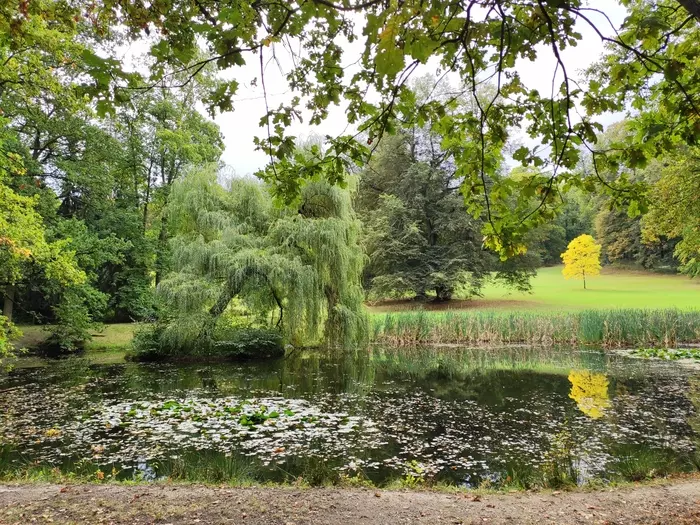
[{"x1": 156, "y1": 165, "x2": 368, "y2": 350}]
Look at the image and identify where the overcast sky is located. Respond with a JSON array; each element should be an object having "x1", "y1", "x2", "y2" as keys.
[{"x1": 126, "y1": 2, "x2": 630, "y2": 176}]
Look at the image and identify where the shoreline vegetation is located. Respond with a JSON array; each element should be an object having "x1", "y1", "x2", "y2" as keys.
[
  {"x1": 1, "y1": 442, "x2": 698, "y2": 491},
  {"x1": 370, "y1": 308, "x2": 700, "y2": 348},
  {"x1": 12, "y1": 307, "x2": 700, "y2": 360},
  {"x1": 10, "y1": 266, "x2": 700, "y2": 360}
]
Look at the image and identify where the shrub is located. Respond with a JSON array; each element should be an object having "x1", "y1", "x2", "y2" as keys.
[
  {"x1": 130, "y1": 323, "x2": 283, "y2": 362},
  {"x1": 211, "y1": 328, "x2": 284, "y2": 360},
  {"x1": 0, "y1": 315, "x2": 21, "y2": 365},
  {"x1": 130, "y1": 322, "x2": 171, "y2": 361}
]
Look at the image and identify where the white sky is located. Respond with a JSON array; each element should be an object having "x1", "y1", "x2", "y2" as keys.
[{"x1": 130, "y1": 2, "x2": 631, "y2": 176}]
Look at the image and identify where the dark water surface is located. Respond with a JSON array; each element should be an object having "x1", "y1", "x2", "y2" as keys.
[{"x1": 1, "y1": 347, "x2": 698, "y2": 486}]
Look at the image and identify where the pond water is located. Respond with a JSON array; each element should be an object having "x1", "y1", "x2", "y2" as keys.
[{"x1": 1, "y1": 347, "x2": 699, "y2": 487}]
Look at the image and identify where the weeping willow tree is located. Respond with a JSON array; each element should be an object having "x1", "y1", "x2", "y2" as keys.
[{"x1": 153, "y1": 165, "x2": 368, "y2": 351}]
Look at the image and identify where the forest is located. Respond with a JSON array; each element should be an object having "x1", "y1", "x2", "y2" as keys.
[{"x1": 2, "y1": 0, "x2": 698, "y2": 361}]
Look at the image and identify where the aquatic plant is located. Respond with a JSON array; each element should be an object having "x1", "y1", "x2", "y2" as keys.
[
  {"x1": 370, "y1": 309, "x2": 700, "y2": 347},
  {"x1": 541, "y1": 428, "x2": 578, "y2": 488},
  {"x1": 607, "y1": 445, "x2": 695, "y2": 482},
  {"x1": 153, "y1": 451, "x2": 259, "y2": 484},
  {"x1": 632, "y1": 348, "x2": 700, "y2": 361}
]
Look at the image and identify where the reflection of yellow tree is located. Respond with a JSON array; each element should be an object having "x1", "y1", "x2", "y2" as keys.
[
  {"x1": 568, "y1": 370, "x2": 611, "y2": 419},
  {"x1": 689, "y1": 378, "x2": 700, "y2": 435}
]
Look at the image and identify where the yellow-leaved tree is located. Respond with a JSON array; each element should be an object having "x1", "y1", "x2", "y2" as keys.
[{"x1": 561, "y1": 234, "x2": 601, "y2": 289}]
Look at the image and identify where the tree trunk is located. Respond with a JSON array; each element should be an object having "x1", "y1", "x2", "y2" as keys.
[
  {"x1": 676, "y1": 0, "x2": 700, "y2": 21},
  {"x1": 435, "y1": 285, "x2": 453, "y2": 302},
  {"x1": 208, "y1": 284, "x2": 236, "y2": 318},
  {"x1": 2, "y1": 285, "x2": 15, "y2": 321},
  {"x1": 583, "y1": 271, "x2": 586, "y2": 290},
  {"x1": 195, "y1": 283, "x2": 237, "y2": 346}
]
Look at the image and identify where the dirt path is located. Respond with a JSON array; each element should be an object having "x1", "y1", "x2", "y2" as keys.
[{"x1": 1, "y1": 480, "x2": 699, "y2": 525}]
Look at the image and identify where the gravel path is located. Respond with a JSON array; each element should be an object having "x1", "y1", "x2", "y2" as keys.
[{"x1": 1, "y1": 479, "x2": 699, "y2": 524}]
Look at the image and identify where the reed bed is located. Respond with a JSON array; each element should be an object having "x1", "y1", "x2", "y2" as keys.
[{"x1": 370, "y1": 309, "x2": 700, "y2": 347}]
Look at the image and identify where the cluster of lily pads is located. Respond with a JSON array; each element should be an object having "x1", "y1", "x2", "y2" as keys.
[{"x1": 632, "y1": 348, "x2": 700, "y2": 361}]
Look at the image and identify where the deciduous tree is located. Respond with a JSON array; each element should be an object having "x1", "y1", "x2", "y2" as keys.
[
  {"x1": 643, "y1": 147, "x2": 700, "y2": 277},
  {"x1": 561, "y1": 234, "x2": 602, "y2": 289},
  {"x1": 149, "y1": 165, "x2": 367, "y2": 352}
]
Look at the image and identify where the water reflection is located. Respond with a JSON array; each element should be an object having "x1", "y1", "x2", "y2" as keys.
[{"x1": 568, "y1": 370, "x2": 611, "y2": 419}]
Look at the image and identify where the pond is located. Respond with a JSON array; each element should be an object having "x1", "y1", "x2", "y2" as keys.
[{"x1": 1, "y1": 347, "x2": 699, "y2": 488}]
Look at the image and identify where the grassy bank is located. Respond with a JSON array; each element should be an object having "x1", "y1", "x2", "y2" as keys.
[
  {"x1": 482, "y1": 266, "x2": 700, "y2": 311},
  {"x1": 370, "y1": 309, "x2": 700, "y2": 347},
  {"x1": 2, "y1": 446, "x2": 697, "y2": 492}
]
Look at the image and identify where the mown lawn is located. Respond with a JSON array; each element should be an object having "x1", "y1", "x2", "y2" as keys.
[
  {"x1": 15, "y1": 323, "x2": 136, "y2": 353},
  {"x1": 479, "y1": 266, "x2": 700, "y2": 311},
  {"x1": 369, "y1": 266, "x2": 700, "y2": 313}
]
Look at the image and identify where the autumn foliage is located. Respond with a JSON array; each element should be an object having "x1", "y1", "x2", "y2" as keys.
[{"x1": 561, "y1": 235, "x2": 602, "y2": 289}]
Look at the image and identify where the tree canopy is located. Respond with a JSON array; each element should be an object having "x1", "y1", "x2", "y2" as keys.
[
  {"x1": 0, "y1": 3, "x2": 225, "y2": 350},
  {"x1": 4, "y1": 1, "x2": 700, "y2": 259},
  {"x1": 642, "y1": 147, "x2": 700, "y2": 277},
  {"x1": 1, "y1": 0, "x2": 700, "y2": 357},
  {"x1": 356, "y1": 79, "x2": 539, "y2": 301},
  {"x1": 58, "y1": 0, "x2": 698, "y2": 257}
]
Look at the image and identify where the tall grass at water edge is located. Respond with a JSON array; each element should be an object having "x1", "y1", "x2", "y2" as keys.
[{"x1": 370, "y1": 309, "x2": 700, "y2": 347}]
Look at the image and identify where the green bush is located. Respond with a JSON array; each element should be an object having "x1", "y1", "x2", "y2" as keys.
[
  {"x1": 211, "y1": 328, "x2": 284, "y2": 360},
  {"x1": 0, "y1": 315, "x2": 20, "y2": 365},
  {"x1": 129, "y1": 322, "x2": 171, "y2": 361},
  {"x1": 131, "y1": 324, "x2": 283, "y2": 362}
]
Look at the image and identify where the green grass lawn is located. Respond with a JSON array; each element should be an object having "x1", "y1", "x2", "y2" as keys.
[
  {"x1": 368, "y1": 266, "x2": 700, "y2": 314},
  {"x1": 16, "y1": 323, "x2": 136, "y2": 352},
  {"x1": 478, "y1": 265, "x2": 700, "y2": 312}
]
